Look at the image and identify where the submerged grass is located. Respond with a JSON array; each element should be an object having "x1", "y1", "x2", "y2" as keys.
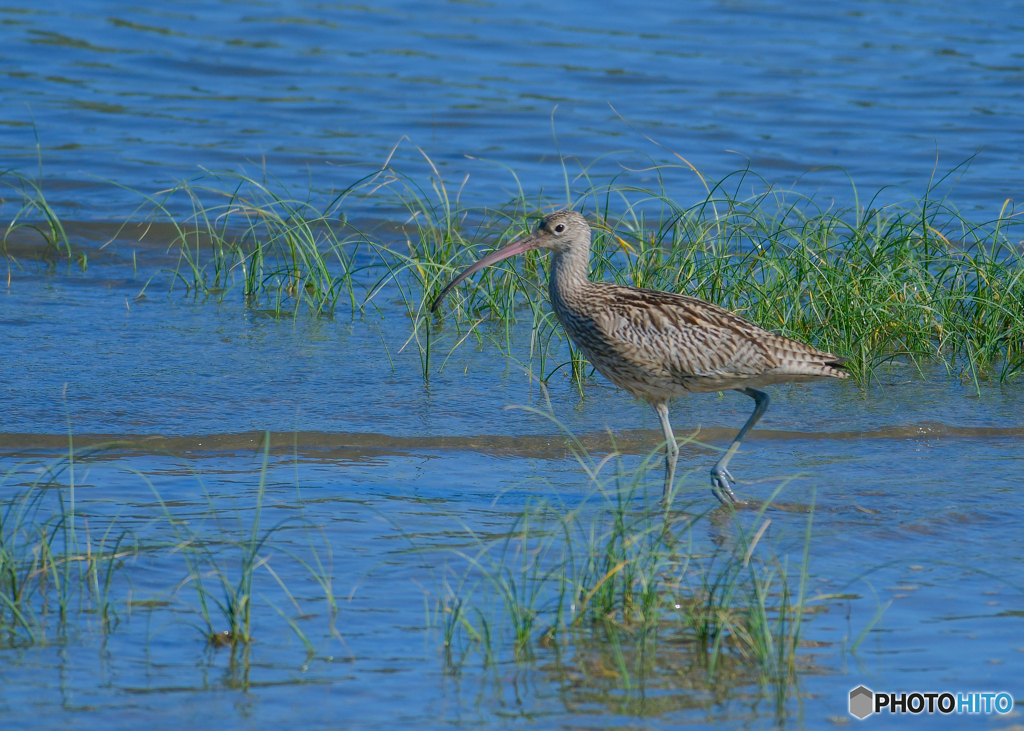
[
  {"x1": 3, "y1": 151, "x2": 1023, "y2": 386},
  {"x1": 0, "y1": 436, "x2": 337, "y2": 653},
  {"x1": 1, "y1": 421, "x2": 851, "y2": 715},
  {"x1": 1, "y1": 168, "x2": 71, "y2": 284},
  {"x1": 0, "y1": 441, "x2": 134, "y2": 644},
  {"x1": 424, "y1": 403, "x2": 832, "y2": 710}
]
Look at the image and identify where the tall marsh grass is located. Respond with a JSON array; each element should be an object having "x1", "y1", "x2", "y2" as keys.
[{"x1": 3, "y1": 154, "x2": 1022, "y2": 384}]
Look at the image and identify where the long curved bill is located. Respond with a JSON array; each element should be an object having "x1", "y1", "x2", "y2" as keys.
[{"x1": 430, "y1": 230, "x2": 542, "y2": 312}]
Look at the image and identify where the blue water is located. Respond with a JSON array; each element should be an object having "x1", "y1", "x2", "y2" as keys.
[
  {"x1": 2, "y1": 1, "x2": 1024, "y2": 729},
  {"x1": 1, "y1": 0, "x2": 1021, "y2": 217},
  {"x1": 1, "y1": 419, "x2": 1023, "y2": 730}
]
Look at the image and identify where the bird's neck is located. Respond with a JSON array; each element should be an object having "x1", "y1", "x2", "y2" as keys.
[{"x1": 548, "y1": 244, "x2": 591, "y2": 310}]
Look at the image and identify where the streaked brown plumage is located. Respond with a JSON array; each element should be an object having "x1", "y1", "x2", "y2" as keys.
[{"x1": 432, "y1": 210, "x2": 848, "y2": 505}]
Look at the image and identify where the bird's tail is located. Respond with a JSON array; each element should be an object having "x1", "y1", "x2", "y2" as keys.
[{"x1": 763, "y1": 333, "x2": 850, "y2": 380}]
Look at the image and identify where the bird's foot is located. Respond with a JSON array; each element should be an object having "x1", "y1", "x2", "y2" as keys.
[{"x1": 710, "y1": 466, "x2": 740, "y2": 506}]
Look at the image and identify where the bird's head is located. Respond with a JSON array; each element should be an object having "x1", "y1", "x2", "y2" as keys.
[{"x1": 430, "y1": 210, "x2": 590, "y2": 312}]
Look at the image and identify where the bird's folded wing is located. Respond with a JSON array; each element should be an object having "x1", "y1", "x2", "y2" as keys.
[{"x1": 593, "y1": 292, "x2": 776, "y2": 380}]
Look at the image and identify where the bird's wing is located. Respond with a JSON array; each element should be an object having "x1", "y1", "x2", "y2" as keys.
[{"x1": 586, "y1": 284, "x2": 843, "y2": 382}]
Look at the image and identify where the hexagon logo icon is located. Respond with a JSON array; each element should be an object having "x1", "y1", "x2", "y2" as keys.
[{"x1": 849, "y1": 685, "x2": 874, "y2": 720}]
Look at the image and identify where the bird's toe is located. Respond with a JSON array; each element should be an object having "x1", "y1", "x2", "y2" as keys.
[{"x1": 710, "y1": 468, "x2": 739, "y2": 506}]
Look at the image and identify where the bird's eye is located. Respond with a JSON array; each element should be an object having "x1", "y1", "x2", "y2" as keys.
[{"x1": 554, "y1": 224, "x2": 566, "y2": 233}]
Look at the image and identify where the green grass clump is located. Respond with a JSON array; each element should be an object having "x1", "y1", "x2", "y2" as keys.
[
  {"x1": 0, "y1": 440, "x2": 132, "y2": 644},
  {"x1": 422, "y1": 405, "x2": 836, "y2": 709},
  {"x1": 1, "y1": 167, "x2": 71, "y2": 284},
  {"x1": 589, "y1": 181, "x2": 1024, "y2": 385},
  {"x1": 122, "y1": 159, "x2": 1024, "y2": 386},
  {"x1": 0, "y1": 434, "x2": 340, "y2": 653},
  {"x1": 423, "y1": 171, "x2": 1024, "y2": 387},
  {"x1": 3, "y1": 153, "x2": 1022, "y2": 384},
  {"x1": 111, "y1": 170, "x2": 378, "y2": 316}
]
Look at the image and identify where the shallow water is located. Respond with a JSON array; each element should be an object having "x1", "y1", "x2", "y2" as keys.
[
  {"x1": 2, "y1": 223, "x2": 1024, "y2": 729},
  {"x1": 2, "y1": 1, "x2": 1024, "y2": 729},
  {"x1": 1, "y1": 423, "x2": 1024, "y2": 730}
]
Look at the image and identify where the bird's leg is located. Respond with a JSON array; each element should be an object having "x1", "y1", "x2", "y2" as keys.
[
  {"x1": 653, "y1": 401, "x2": 679, "y2": 505},
  {"x1": 711, "y1": 388, "x2": 770, "y2": 506}
]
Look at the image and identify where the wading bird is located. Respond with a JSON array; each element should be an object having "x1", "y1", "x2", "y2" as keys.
[{"x1": 431, "y1": 211, "x2": 848, "y2": 505}]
